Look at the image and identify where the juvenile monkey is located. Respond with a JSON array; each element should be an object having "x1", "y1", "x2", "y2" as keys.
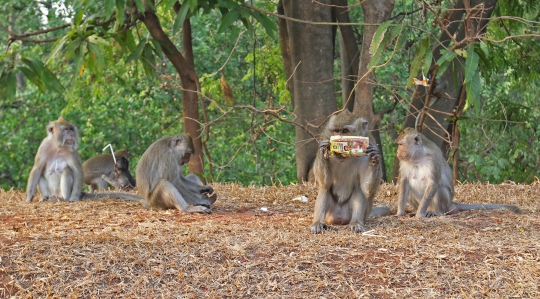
[
  {"x1": 27, "y1": 117, "x2": 140, "y2": 202},
  {"x1": 83, "y1": 149, "x2": 131, "y2": 192},
  {"x1": 395, "y1": 128, "x2": 520, "y2": 218},
  {"x1": 311, "y1": 110, "x2": 391, "y2": 234},
  {"x1": 135, "y1": 133, "x2": 216, "y2": 213},
  {"x1": 100, "y1": 156, "x2": 136, "y2": 191}
]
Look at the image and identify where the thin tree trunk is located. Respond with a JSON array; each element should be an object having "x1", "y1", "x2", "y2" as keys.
[
  {"x1": 354, "y1": 0, "x2": 395, "y2": 181},
  {"x1": 281, "y1": 0, "x2": 337, "y2": 183},
  {"x1": 143, "y1": 2, "x2": 205, "y2": 175}
]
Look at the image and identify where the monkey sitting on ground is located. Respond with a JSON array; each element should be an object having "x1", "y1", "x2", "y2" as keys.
[
  {"x1": 395, "y1": 128, "x2": 520, "y2": 218},
  {"x1": 135, "y1": 133, "x2": 216, "y2": 213},
  {"x1": 26, "y1": 117, "x2": 140, "y2": 202},
  {"x1": 311, "y1": 110, "x2": 391, "y2": 234},
  {"x1": 100, "y1": 156, "x2": 136, "y2": 191},
  {"x1": 83, "y1": 149, "x2": 132, "y2": 192}
]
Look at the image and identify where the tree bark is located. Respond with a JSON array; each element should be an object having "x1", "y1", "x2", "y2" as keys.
[
  {"x1": 333, "y1": 0, "x2": 359, "y2": 111},
  {"x1": 280, "y1": 0, "x2": 337, "y2": 183},
  {"x1": 142, "y1": 3, "x2": 204, "y2": 175},
  {"x1": 354, "y1": 0, "x2": 395, "y2": 181}
]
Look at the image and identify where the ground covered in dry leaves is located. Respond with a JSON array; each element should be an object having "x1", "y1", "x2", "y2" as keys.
[{"x1": 0, "y1": 183, "x2": 539, "y2": 298}]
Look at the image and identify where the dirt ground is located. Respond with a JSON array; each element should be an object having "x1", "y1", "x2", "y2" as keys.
[{"x1": 0, "y1": 183, "x2": 539, "y2": 298}]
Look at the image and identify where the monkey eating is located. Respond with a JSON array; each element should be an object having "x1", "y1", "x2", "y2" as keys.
[
  {"x1": 395, "y1": 127, "x2": 520, "y2": 218},
  {"x1": 100, "y1": 155, "x2": 136, "y2": 191},
  {"x1": 26, "y1": 117, "x2": 140, "y2": 203},
  {"x1": 311, "y1": 110, "x2": 391, "y2": 234},
  {"x1": 83, "y1": 149, "x2": 133, "y2": 192},
  {"x1": 135, "y1": 133, "x2": 216, "y2": 213}
]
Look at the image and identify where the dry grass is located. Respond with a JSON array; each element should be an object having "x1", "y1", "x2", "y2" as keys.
[{"x1": 1, "y1": 182, "x2": 539, "y2": 298}]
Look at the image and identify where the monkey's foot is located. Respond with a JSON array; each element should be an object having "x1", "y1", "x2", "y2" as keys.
[
  {"x1": 422, "y1": 211, "x2": 443, "y2": 218},
  {"x1": 311, "y1": 223, "x2": 336, "y2": 234},
  {"x1": 349, "y1": 223, "x2": 366, "y2": 233},
  {"x1": 187, "y1": 206, "x2": 211, "y2": 214}
]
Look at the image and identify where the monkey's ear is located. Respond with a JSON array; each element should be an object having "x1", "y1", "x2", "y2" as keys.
[
  {"x1": 361, "y1": 120, "x2": 368, "y2": 136},
  {"x1": 413, "y1": 134, "x2": 421, "y2": 145}
]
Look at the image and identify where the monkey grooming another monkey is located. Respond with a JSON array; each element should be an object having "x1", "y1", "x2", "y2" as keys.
[
  {"x1": 395, "y1": 128, "x2": 520, "y2": 218},
  {"x1": 27, "y1": 117, "x2": 141, "y2": 202},
  {"x1": 100, "y1": 155, "x2": 136, "y2": 191},
  {"x1": 83, "y1": 149, "x2": 132, "y2": 192},
  {"x1": 135, "y1": 133, "x2": 216, "y2": 213},
  {"x1": 311, "y1": 110, "x2": 391, "y2": 234}
]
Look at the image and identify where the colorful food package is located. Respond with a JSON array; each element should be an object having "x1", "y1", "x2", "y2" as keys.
[{"x1": 329, "y1": 136, "x2": 369, "y2": 157}]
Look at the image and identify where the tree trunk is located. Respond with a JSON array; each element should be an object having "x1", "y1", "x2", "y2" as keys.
[
  {"x1": 333, "y1": 0, "x2": 359, "y2": 111},
  {"x1": 280, "y1": 0, "x2": 337, "y2": 183},
  {"x1": 392, "y1": 0, "x2": 497, "y2": 181},
  {"x1": 354, "y1": 0, "x2": 395, "y2": 181},
  {"x1": 143, "y1": 3, "x2": 204, "y2": 175}
]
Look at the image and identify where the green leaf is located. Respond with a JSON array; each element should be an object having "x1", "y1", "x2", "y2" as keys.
[
  {"x1": 436, "y1": 49, "x2": 457, "y2": 65},
  {"x1": 251, "y1": 11, "x2": 277, "y2": 39},
  {"x1": 464, "y1": 47, "x2": 479, "y2": 84},
  {"x1": 41, "y1": 68, "x2": 64, "y2": 94},
  {"x1": 125, "y1": 30, "x2": 137, "y2": 51},
  {"x1": 406, "y1": 37, "x2": 430, "y2": 88},
  {"x1": 189, "y1": 0, "x2": 198, "y2": 12},
  {"x1": 465, "y1": 71, "x2": 481, "y2": 115},
  {"x1": 18, "y1": 66, "x2": 45, "y2": 92},
  {"x1": 73, "y1": 42, "x2": 88, "y2": 76},
  {"x1": 422, "y1": 50, "x2": 433, "y2": 75},
  {"x1": 115, "y1": 0, "x2": 126, "y2": 30},
  {"x1": 368, "y1": 28, "x2": 393, "y2": 69},
  {"x1": 163, "y1": 0, "x2": 178, "y2": 11},
  {"x1": 218, "y1": 8, "x2": 240, "y2": 34},
  {"x1": 151, "y1": 39, "x2": 163, "y2": 58},
  {"x1": 172, "y1": 3, "x2": 190, "y2": 35},
  {"x1": 75, "y1": 9, "x2": 85, "y2": 28},
  {"x1": 46, "y1": 35, "x2": 69, "y2": 65},
  {"x1": 370, "y1": 20, "x2": 391, "y2": 55},
  {"x1": 87, "y1": 35, "x2": 109, "y2": 47},
  {"x1": 87, "y1": 43, "x2": 104, "y2": 72},
  {"x1": 126, "y1": 39, "x2": 146, "y2": 63},
  {"x1": 105, "y1": 0, "x2": 115, "y2": 19},
  {"x1": 133, "y1": 0, "x2": 145, "y2": 13}
]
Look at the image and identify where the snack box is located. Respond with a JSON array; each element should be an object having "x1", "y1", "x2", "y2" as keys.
[{"x1": 330, "y1": 135, "x2": 369, "y2": 157}]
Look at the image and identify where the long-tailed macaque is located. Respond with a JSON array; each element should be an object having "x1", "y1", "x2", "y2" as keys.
[
  {"x1": 83, "y1": 149, "x2": 132, "y2": 192},
  {"x1": 395, "y1": 128, "x2": 520, "y2": 218},
  {"x1": 311, "y1": 110, "x2": 391, "y2": 233},
  {"x1": 100, "y1": 156, "x2": 136, "y2": 191},
  {"x1": 135, "y1": 133, "x2": 216, "y2": 213},
  {"x1": 26, "y1": 117, "x2": 140, "y2": 202}
]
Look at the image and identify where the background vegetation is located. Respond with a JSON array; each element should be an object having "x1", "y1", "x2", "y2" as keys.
[{"x1": 1, "y1": 0, "x2": 539, "y2": 190}]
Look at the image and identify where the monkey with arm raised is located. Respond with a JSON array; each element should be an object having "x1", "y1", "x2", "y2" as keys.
[
  {"x1": 83, "y1": 149, "x2": 132, "y2": 192},
  {"x1": 395, "y1": 128, "x2": 520, "y2": 218},
  {"x1": 100, "y1": 155, "x2": 136, "y2": 191},
  {"x1": 26, "y1": 117, "x2": 141, "y2": 202},
  {"x1": 311, "y1": 110, "x2": 391, "y2": 234},
  {"x1": 135, "y1": 133, "x2": 216, "y2": 213}
]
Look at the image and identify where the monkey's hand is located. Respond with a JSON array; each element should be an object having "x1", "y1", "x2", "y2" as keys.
[
  {"x1": 365, "y1": 145, "x2": 380, "y2": 165},
  {"x1": 319, "y1": 139, "x2": 330, "y2": 160},
  {"x1": 199, "y1": 185, "x2": 214, "y2": 195}
]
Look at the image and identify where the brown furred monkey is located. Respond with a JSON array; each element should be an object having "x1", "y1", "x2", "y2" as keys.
[
  {"x1": 311, "y1": 110, "x2": 391, "y2": 234},
  {"x1": 135, "y1": 133, "x2": 216, "y2": 213},
  {"x1": 100, "y1": 156, "x2": 136, "y2": 191},
  {"x1": 26, "y1": 117, "x2": 141, "y2": 203},
  {"x1": 83, "y1": 149, "x2": 131, "y2": 192},
  {"x1": 395, "y1": 128, "x2": 520, "y2": 218}
]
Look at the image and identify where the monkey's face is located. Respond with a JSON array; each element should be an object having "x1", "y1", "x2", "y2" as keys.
[
  {"x1": 330, "y1": 127, "x2": 353, "y2": 136},
  {"x1": 49, "y1": 123, "x2": 78, "y2": 149},
  {"x1": 396, "y1": 131, "x2": 421, "y2": 161},
  {"x1": 115, "y1": 157, "x2": 129, "y2": 171}
]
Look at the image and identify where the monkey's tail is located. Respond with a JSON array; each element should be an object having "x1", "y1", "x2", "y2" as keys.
[
  {"x1": 82, "y1": 192, "x2": 142, "y2": 202},
  {"x1": 370, "y1": 205, "x2": 392, "y2": 217},
  {"x1": 454, "y1": 203, "x2": 521, "y2": 214}
]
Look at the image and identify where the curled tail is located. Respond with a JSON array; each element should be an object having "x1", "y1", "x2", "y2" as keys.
[
  {"x1": 450, "y1": 202, "x2": 521, "y2": 214},
  {"x1": 370, "y1": 205, "x2": 392, "y2": 217},
  {"x1": 82, "y1": 192, "x2": 142, "y2": 202}
]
